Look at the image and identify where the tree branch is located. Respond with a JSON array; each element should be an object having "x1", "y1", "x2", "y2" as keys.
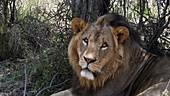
[
  {"x1": 23, "y1": 63, "x2": 27, "y2": 96},
  {"x1": 35, "y1": 79, "x2": 70, "y2": 96}
]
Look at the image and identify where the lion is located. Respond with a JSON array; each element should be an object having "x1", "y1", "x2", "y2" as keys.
[{"x1": 51, "y1": 13, "x2": 170, "y2": 96}]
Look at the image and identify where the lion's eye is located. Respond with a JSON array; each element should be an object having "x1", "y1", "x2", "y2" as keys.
[
  {"x1": 82, "y1": 38, "x2": 88, "y2": 45},
  {"x1": 100, "y1": 43, "x2": 108, "y2": 50}
]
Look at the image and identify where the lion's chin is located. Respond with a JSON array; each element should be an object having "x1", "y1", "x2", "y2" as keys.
[{"x1": 80, "y1": 69, "x2": 94, "y2": 80}]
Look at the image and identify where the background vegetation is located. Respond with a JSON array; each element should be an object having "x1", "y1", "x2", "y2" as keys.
[{"x1": 0, "y1": 0, "x2": 169, "y2": 96}]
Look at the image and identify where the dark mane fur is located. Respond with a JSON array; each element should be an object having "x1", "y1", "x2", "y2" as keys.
[{"x1": 104, "y1": 13, "x2": 141, "y2": 45}]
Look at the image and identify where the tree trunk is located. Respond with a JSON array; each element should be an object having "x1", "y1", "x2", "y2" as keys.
[{"x1": 71, "y1": 0, "x2": 110, "y2": 22}]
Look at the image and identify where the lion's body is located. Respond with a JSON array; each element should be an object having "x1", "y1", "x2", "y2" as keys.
[{"x1": 67, "y1": 13, "x2": 170, "y2": 96}]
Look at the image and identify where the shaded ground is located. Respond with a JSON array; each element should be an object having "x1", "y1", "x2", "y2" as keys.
[
  {"x1": 0, "y1": 60, "x2": 24, "y2": 96},
  {"x1": 0, "y1": 57, "x2": 72, "y2": 96}
]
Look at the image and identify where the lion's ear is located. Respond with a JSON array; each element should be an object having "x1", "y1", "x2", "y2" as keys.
[
  {"x1": 70, "y1": 18, "x2": 88, "y2": 35},
  {"x1": 112, "y1": 26, "x2": 129, "y2": 43}
]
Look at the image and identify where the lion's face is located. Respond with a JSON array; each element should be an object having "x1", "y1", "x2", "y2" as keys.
[
  {"x1": 69, "y1": 16, "x2": 129, "y2": 89},
  {"x1": 78, "y1": 25, "x2": 116, "y2": 80}
]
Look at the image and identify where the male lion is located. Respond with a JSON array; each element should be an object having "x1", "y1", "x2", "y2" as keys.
[{"x1": 51, "y1": 13, "x2": 170, "y2": 96}]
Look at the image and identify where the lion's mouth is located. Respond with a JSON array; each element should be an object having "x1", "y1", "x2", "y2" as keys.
[
  {"x1": 80, "y1": 62, "x2": 99, "y2": 80},
  {"x1": 80, "y1": 69, "x2": 95, "y2": 80}
]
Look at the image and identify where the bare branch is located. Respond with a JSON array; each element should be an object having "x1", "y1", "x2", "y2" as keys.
[
  {"x1": 23, "y1": 63, "x2": 27, "y2": 96},
  {"x1": 50, "y1": 73, "x2": 58, "y2": 86},
  {"x1": 35, "y1": 79, "x2": 70, "y2": 96}
]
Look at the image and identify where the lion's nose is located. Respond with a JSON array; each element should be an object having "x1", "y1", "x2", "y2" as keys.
[{"x1": 84, "y1": 56, "x2": 96, "y2": 64}]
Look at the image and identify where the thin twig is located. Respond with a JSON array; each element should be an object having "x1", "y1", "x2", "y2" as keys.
[
  {"x1": 23, "y1": 63, "x2": 27, "y2": 96},
  {"x1": 50, "y1": 73, "x2": 58, "y2": 86},
  {"x1": 35, "y1": 79, "x2": 70, "y2": 96},
  {"x1": 165, "y1": 79, "x2": 170, "y2": 91},
  {"x1": 162, "y1": 79, "x2": 170, "y2": 96},
  {"x1": 160, "y1": 36, "x2": 170, "y2": 43}
]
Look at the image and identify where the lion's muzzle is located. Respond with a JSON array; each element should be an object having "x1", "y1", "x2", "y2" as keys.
[
  {"x1": 79, "y1": 56, "x2": 98, "y2": 80},
  {"x1": 80, "y1": 69, "x2": 94, "y2": 80}
]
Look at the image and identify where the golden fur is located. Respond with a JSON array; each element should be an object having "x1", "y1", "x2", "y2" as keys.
[
  {"x1": 67, "y1": 13, "x2": 170, "y2": 96},
  {"x1": 68, "y1": 15, "x2": 130, "y2": 90}
]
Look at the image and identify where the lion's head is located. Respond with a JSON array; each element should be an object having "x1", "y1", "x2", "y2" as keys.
[{"x1": 68, "y1": 14, "x2": 135, "y2": 90}]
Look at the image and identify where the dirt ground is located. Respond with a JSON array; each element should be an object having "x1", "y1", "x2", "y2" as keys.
[{"x1": 0, "y1": 60, "x2": 27, "y2": 96}]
